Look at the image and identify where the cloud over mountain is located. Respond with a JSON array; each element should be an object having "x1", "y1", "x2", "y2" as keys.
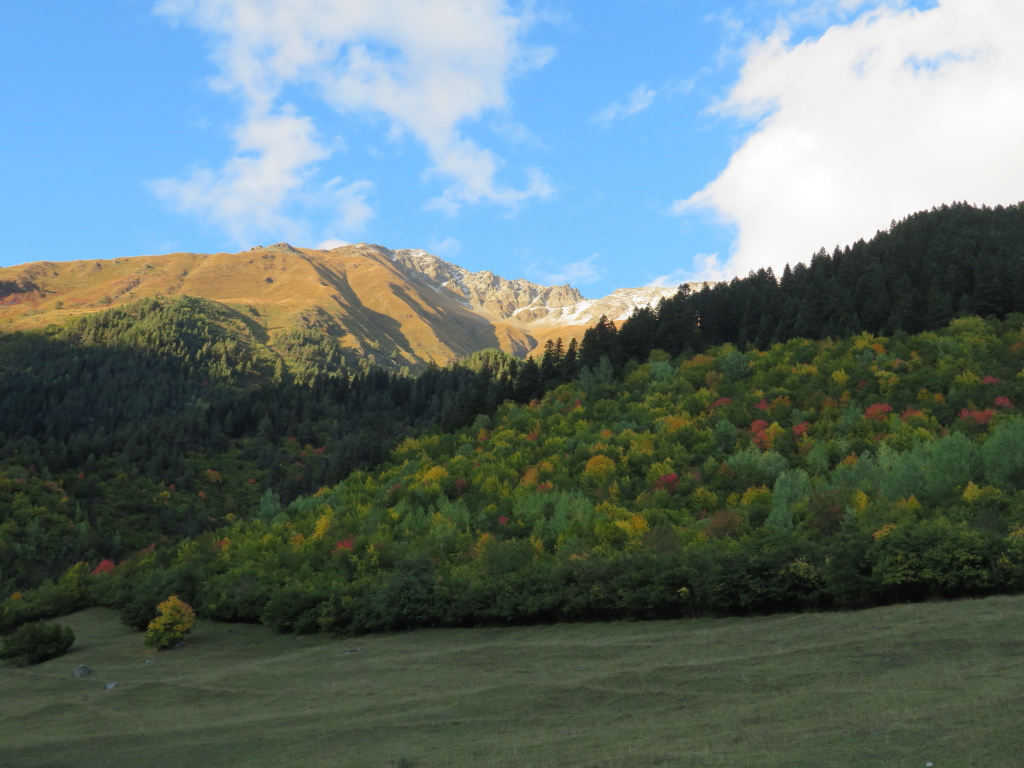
[
  {"x1": 153, "y1": 0, "x2": 554, "y2": 242},
  {"x1": 674, "y1": 0, "x2": 1024, "y2": 277}
]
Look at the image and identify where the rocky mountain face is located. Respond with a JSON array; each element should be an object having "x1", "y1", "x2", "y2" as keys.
[
  {"x1": 384, "y1": 246, "x2": 683, "y2": 326},
  {"x1": 387, "y1": 248, "x2": 585, "y2": 323},
  {"x1": 0, "y1": 242, "x2": 693, "y2": 372}
]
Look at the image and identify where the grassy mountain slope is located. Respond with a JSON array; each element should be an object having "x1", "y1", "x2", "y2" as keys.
[
  {"x1": 3, "y1": 598, "x2": 1022, "y2": 767},
  {"x1": 0, "y1": 243, "x2": 595, "y2": 372}
]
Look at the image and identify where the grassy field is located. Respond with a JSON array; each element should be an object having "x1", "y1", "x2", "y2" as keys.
[{"x1": 2, "y1": 597, "x2": 1023, "y2": 768}]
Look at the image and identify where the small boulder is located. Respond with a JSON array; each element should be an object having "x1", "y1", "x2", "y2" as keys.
[{"x1": 72, "y1": 665, "x2": 92, "y2": 678}]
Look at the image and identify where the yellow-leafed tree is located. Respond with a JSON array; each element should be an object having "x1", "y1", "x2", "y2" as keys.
[{"x1": 145, "y1": 595, "x2": 196, "y2": 650}]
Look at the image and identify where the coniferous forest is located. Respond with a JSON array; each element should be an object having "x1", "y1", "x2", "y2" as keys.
[{"x1": 4, "y1": 202, "x2": 1024, "y2": 636}]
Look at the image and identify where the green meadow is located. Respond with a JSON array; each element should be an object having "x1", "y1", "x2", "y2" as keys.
[{"x1": 3, "y1": 597, "x2": 1023, "y2": 768}]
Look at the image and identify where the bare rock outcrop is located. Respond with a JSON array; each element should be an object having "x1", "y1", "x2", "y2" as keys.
[{"x1": 386, "y1": 248, "x2": 586, "y2": 324}]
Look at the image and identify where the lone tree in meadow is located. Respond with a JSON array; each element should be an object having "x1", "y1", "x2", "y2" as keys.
[{"x1": 145, "y1": 595, "x2": 196, "y2": 650}]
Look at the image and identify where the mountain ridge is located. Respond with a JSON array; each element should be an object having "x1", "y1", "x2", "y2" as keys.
[{"x1": 0, "y1": 243, "x2": 691, "y2": 372}]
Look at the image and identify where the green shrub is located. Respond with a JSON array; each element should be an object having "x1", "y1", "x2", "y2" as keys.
[
  {"x1": 260, "y1": 585, "x2": 326, "y2": 634},
  {"x1": 0, "y1": 622, "x2": 76, "y2": 666},
  {"x1": 100, "y1": 563, "x2": 198, "y2": 630},
  {"x1": 0, "y1": 577, "x2": 89, "y2": 635}
]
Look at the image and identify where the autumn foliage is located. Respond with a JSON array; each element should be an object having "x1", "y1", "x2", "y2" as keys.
[
  {"x1": 145, "y1": 595, "x2": 196, "y2": 650},
  {"x1": 11, "y1": 312, "x2": 1024, "y2": 638}
]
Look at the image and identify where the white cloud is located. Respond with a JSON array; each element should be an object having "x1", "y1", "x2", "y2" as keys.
[
  {"x1": 153, "y1": 0, "x2": 553, "y2": 238},
  {"x1": 771, "y1": 0, "x2": 881, "y2": 29},
  {"x1": 151, "y1": 108, "x2": 332, "y2": 243},
  {"x1": 426, "y1": 164, "x2": 553, "y2": 215},
  {"x1": 429, "y1": 236, "x2": 462, "y2": 257},
  {"x1": 593, "y1": 84, "x2": 658, "y2": 124},
  {"x1": 490, "y1": 117, "x2": 543, "y2": 147},
  {"x1": 324, "y1": 177, "x2": 375, "y2": 233},
  {"x1": 664, "y1": 77, "x2": 697, "y2": 97},
  {"x1": 647, "y1": 254, "x2": 728, "y2": 287},
  {"x1": 646, "y1": 272, "x2": 685, "y2": 289},
  {"x1": 530, "y1": 253, "x2": 605, "y2": 285},
  {"x1": 674, "y1": 0, "x2": 1024, "y2": 277},
  {"x1": 317, "y1": 238, "x2": 350, "y2": 250}
]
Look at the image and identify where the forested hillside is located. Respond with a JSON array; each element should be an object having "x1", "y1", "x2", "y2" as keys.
[
  {"x1": 594, "y1": 201, "x2": 1024, "y2": 361},
  {"x1": 10, "y1": 315, "x2": 1024, "y2": 634},
  {"x1": 0, "y1": 297, "x2": 524, "y2": 596},
  {"x1": 4, "y1": 202, "x2": 1024, "y2": 636}
]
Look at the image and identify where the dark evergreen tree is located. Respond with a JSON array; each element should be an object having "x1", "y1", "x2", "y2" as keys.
[
  {"x1": 578, "y1": 316, "x2": 619, "y2": 370},
  {"x1": 513, "y1": 357, "x2": 543, "y2": 403}
]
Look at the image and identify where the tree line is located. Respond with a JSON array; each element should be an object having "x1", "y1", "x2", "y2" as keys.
[{"x1": 581, "y1": 202, "x2": 1024, "y2": 367}]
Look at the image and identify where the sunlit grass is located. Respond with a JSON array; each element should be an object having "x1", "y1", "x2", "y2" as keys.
[{"x1": 3, "y1": 596, "x2": 1023, "y2": 767}]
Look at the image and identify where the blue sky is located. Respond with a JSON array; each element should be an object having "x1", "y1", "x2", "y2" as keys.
[{"x1": 4, "y1": 0, "x2": 1023, "y2": 298}]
